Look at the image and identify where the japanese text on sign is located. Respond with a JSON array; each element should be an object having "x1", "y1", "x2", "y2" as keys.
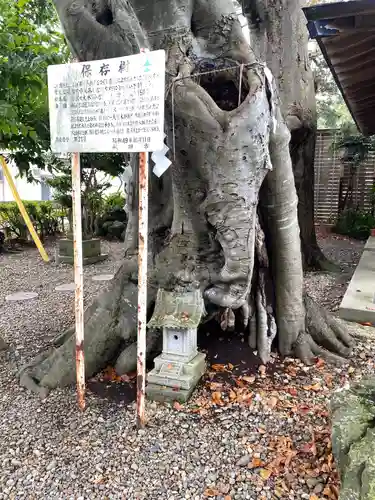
[{"x1": 47, "y1": 50, "x2": 166, "y2": 153}]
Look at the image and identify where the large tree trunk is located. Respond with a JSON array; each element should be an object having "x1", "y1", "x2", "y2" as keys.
[
  {"x1": 245, "y1": 0, "x2": 335, "y2": 270},
  {"x1": 18, "y1": 0, "x2": 352, "y2": 397}
]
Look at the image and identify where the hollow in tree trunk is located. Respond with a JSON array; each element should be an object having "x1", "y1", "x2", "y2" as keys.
[{"x1": 18, "y1": 0, "x2": 352, "y2": 397}]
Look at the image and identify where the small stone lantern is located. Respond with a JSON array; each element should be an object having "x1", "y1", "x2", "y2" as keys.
[{"x1": 146, "y1": 288, "x2": 206, "y2": 403}]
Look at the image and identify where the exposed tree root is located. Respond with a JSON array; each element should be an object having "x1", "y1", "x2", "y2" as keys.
[
  {"x1": 303, "y1": 245, "x2": 340, "y2": 273},
  {"x1": 221, "y1": 290, "x2": 353, "y2": 367},
  {"x1": 247, "y1": 218, "x2": 277, "y2": 364},
  {"x1": 17, "y1": 260, "x2": 159, "y2": 398},
  {"x1": 217, "y1": 221, "x2": 353, "y2": 366},
  {"x1": 289, "y1": 294, "x2": 352, "y2": 366},
  {"x1": 18, "y1": 272, "x2": 352, "y2": 398}
]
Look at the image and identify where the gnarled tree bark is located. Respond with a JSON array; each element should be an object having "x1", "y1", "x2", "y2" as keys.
[
  {"x1": 245, "y1": 0, "x2": 336, "y2": 271},
  {"x1": 18, "y1": 0, "x2": 352, "y2": 397}
]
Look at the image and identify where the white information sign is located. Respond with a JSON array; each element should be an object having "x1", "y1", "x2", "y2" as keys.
[{"x1": 47, "y1": 50, "x2": 166, "y2": 153}]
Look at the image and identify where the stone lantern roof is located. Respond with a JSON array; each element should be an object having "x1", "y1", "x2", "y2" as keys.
[{"x1": 148, "y1": 288, "x2": 205, "y2": 329}]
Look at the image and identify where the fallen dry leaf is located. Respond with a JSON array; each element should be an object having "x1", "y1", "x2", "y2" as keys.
[
  {"x1": 323, "y1": 485, "x2": 339, "y2": 499},
  {"x1": 315, "y1": 358, "x2": 325, "y2": 368},
  {"x1": 212, "y1": 391, "x2": 222, "y2": 404},
  {"x1": 224, "y1": 496, "x2": 232, "y2": 500},
  {"x1": 248, "y1": 457, "x2": 264, "y2": 469},
  {"x1": 204, "y1": 488, "x2": 219, "y2": 497},
  {"x1": 229, "y1": 390, "x2": 237, "y2": 401},
  {"x1": 274, "y1": 486, "x2": 284, "y2": 498},
  {"x1": 311, "y1": 382, "x2": 322, "y2": 391},
  {"x1": 330, "y1": 485, "x2": 339, "y2": 498},
  {"x1": 236, "y1": 391, "x2": 253, "y2": 403},
  {"x1": 299, "y1": 405, "x2": 311, "y2": 414},
  {"x1": 268, "y1": 396, "x2": 278, "y2": 409},
  {"x1": 102, "y1": 366, "x2": 122, "y2": 382},
  {"x1": 173, "y1": 401, "x2": 183, "y2": 411},
  {"x1": 309, "y1": 495, "x2": 319, "y2": 500},
  {"x1": 235, "y1": 378, "x2": 245, "y2": 388},
  {"x1": 286, "y1": 364, "x2": 298, "y2": 376},
  {"x1": 259, "y1": 365, "x2": 266, "y2": 376},
  {"x1": 211, "y1": 364, "x2": 226, "y2": 372},
  {"x1": 303, "y1": 382, "x2": 321, "y2": 392},
  {"x1": 284, "y1": 449, "x2": 297, "y2": 467},
  {"x1": 227, "y1": 363, "x2": 234, "y2": 370},
  {"x1": 259, "y1": 468, "x2": 272, "y2": 480},
  {"x1": 93, "y1": 475, "x2": 105, "y2": 484},
  {"x1": 300, "y1": 440, "x2": 317, "y2": 456},
  {"x1": 324, "y1": 374, "x2": 334, "y2": 387}
]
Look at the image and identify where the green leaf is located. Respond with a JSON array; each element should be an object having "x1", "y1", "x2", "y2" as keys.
[
  {"x1": 0, "y1": 0, "x2": 67, "y2": 174},
  {"x1": 29, "y1": 130, "x2": 38, "y2": 141}
]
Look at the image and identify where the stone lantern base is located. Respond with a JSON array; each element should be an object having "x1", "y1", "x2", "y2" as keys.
[
  {"x1": 56, "y1": 236, "x2": 108, "y2": 265},
  {"x1": 146, "y1": 352, "x2": 206, "y2": 403}
]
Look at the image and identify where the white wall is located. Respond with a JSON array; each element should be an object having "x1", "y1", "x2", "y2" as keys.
[
  {"x1": 0, "y1": 161, "x2": 46, "y2": 202},
  {"x1": 0, "y1": 158, "x2": 124, "y2": 203},
  {"x1": 95, "y1": 170, "x2": 123, "y2": 195}
]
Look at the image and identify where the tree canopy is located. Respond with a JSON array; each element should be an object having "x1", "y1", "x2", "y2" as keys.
[
  {"x1": 0, "y1": 0, "x2": 127, "y2": 185},
  {"x1": 310, "y1": 42, "x2": 353, "y2": 130},
  {"x1": 0, "y1": 0, "x2": 67, "y2": 176}
]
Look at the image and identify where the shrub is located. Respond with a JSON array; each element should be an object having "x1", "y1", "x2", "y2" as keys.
[
  {"x1": 334, "y1": 209, "x2": 375, "y2": 240},
  {"x1": 96, "y1": 206, "x2": 127, "y2": 240},
  {"x1": 0, "y1": 202, "x2": 28, "y2": 239},
  {"x1": 104, "y1": 192, "x2": 125, "y2": 211},
  {"x1": 27, "y1": 201, "x2": 60, "y2": 237},
  {"x1": 0, "y1": 201, "x2": 61, "y2": 240}
]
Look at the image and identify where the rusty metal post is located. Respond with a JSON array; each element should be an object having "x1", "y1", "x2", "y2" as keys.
[
  {"x1": 71, "y1": 152, "x2": 85, "y2": 411},
  {"x1": 137, "y1": 151, "x2": 148, "y2": 428}
]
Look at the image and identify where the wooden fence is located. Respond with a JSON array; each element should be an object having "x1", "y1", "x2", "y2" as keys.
[{"x1": 314, "y1": 129, "x2": 375, "y2": 223}]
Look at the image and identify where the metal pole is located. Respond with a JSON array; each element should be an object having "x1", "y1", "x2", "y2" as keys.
[
  {"x1": 71, "y1": 152, "x2": 85, "y2": 411},
  {"x1": 0, "y1": 155, "x2": 50, "y2": 262},
  {"x1": 137, "y1": 151, "x2": 148, "y2": 429}
]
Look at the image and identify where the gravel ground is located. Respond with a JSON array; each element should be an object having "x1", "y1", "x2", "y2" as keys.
[
  {"x1": 0, "y1": 234, "x2": 374, "y2": 500},
  {"x1": 0, "y1": 240, "x2": 124, "y2": 359},
  {"x1": 304, "y1": 231, "x2": 365, "y2": 312}
]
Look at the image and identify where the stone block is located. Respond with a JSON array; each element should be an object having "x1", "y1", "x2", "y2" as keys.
[
  {"x1": 146, "y1": 384, "x2": 196, "y2": 403},
  {"x1": 146, "y1": 352, "x2": 206, "y2": 403},
  {"x1": 331, "y1": 378, "x2": 375, "y2": 498},
  {"x1": 339, "y1": 244, "x2": 375, "y2": 323},
  {"x1": 57, "y1": 238, "x2": 108, "y2": 266},
  {"x1": 363, "y1": 235, "x2": 375, "y2": 252}
]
